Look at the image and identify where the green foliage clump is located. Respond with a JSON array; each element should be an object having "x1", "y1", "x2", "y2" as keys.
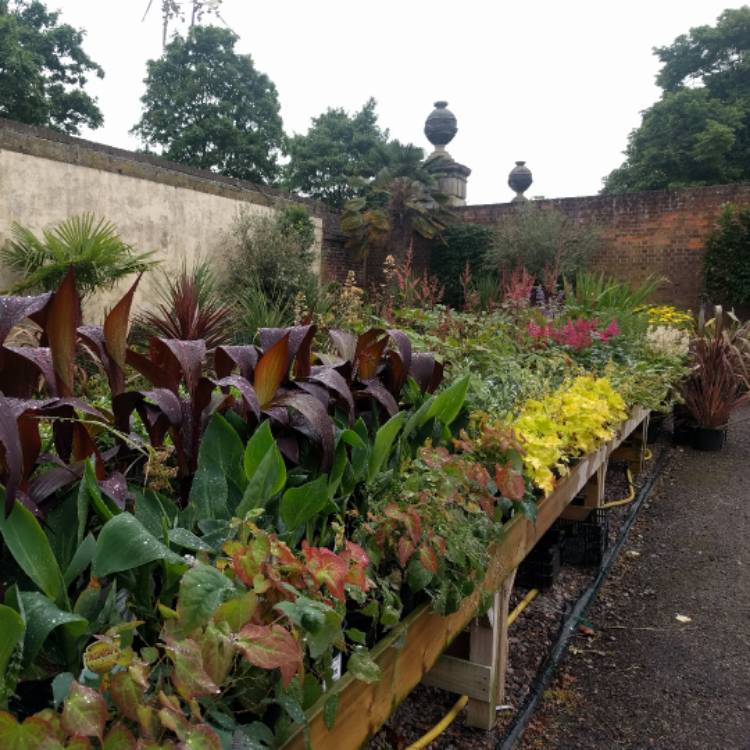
[
  {"x1": 430, "y1": 223, "x2": 494, "y2": 307},
  {"x1": 0, "y1": 213, "x2": 156, "y2": 298},
  {"x1": 484, "y1": 203, "x2": 599, "y2": 281},
  {"x1": 132, "y1": 25, "x2": 284, "y2": 184},
  {"x1": 0, "y1": 0, "x2": 103, "y2": 134},
  {"x1": 703, "y1": 204, "x2": 750, "y2": 307},
  {"x1": 603, "y1": 7, "x2": 750, "y2": 192}
]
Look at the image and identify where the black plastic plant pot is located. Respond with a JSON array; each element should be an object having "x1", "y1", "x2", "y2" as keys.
[{"x1": 691, "y1": 426, "x2": 727, "y2": 452}]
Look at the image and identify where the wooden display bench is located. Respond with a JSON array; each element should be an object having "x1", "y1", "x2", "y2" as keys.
[{"x1": 282, "y1": 407, "x2": 650, "y2": 749}]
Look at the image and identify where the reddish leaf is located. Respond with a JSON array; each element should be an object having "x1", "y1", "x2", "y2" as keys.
[
  {"x1": 385, "y1": 329, "x2": 412, "y2": 394},
  {"x1": 45, "y1": 267, "x2": 80, "y2": 397},
  {"x1": 419, "y1": 545, "x2": 439, "y2": 575},
  {"x1": 200, "y1": 623, "x2": 235, "y2": 686},
  {"x1": 0, "y1": 292, "x2": 52, "y2": 344},
  {"x1": 341, "y1": 540, "x2": 370, "y2": 590},
  {"x1": 354, "y1": 330, "x2": 388, "y2": 381},
  {"x1": 495, "y1": 462, "x2": 526, "y2": 501},
  {"x1": 260, "y1": 325, "x2": 315, "y2": 377},
  {"x1": 125, "y1": 347, "x2": 177, "y2": 391},
  {"x1": 109, "y1": 670, "x2": 143, "y2": 722},
  {"x1": 183, "y1": 724, "x2": 223, "y2": 750},
  {"x1": 102, "y1": 723, "x2": 137, "y2": 750},
  {"x1": 409, "y1": 352, "x2": 443, "y2": 393},
  {"x1": 61, "y1": 681, "x2": 108, "y2": 740},
  {"x1": 237, "y1": 623, "x2": 302, "y2": 688},
  {"x1": 308, "y1": 367, "x2": 354, "y2": 423},
  {"x1": 214, "y1": 345, "x2": 259, "y2": 380},
  {"x1": 2, "y1": 346, "x2": 57, "y2": 397},
  {"x1": 254, "y1": 334, "x2": 289, "y2": 407},
  {"x1": 397, "y1": 536, "x2": 416, "y2": 568},
  {"x1": 155, "y1": 338, "x2": 206, "y2": 397},
  {"x1": 328, "y1": 329, "x2": 357, "y2": 362},
  {"x1": 100, "y1": 275, "x2": 141, "y2": 392},
  {"x1": 211, "y1": 375, "x2": 260, "y2": 421},
  {"x1": 357, "y1": 380, "x2": 399, "y2": 417},
  {"x1": 278, "y1": 391, "x2": 334, "y2": 470},
  {"x1": 0, "y1": 395, "x2": 23, "y2": 516},
  {"x1": 302, "y1": 542, "x2": 348, "y2": 602},
  {"x1": 163, "y1": 637, "x2": 219, "y2": 701}
]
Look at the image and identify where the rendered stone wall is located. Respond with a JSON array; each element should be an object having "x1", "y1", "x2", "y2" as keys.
[{"x1": 0, "y1": 118, "x2": 324, "y2": 321}]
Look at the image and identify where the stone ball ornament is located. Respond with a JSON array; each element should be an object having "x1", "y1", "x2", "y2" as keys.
[
  {"x1": 424, "y1": 101, "x2": 458, "y2": 148},
  {"x1": 508, "y1": 161, "x2": 533, "y2": 202}
]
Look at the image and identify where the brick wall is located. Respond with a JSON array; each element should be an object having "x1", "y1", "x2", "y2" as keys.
[{"x1": 456, "y1": 183, "x2": 750, "y2": 309}]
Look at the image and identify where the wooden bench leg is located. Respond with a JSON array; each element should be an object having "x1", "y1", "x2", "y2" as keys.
[{"x1": 465, "y1": 571, "x2": 516, "y2": 729}]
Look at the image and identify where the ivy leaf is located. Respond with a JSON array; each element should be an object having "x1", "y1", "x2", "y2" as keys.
[
  {"x1": 61, "y1": 682, "x2": 108, "y2": 740},
  {"x1": 177, "y1": 563, "x2": 234, "y2": 634},
  {"x1": 102, "y1": 723, "x2": 137, "y2": 750},
  {"x1": 347, "y1": 649, "x2": 381, "y2": 684},
  {"x1": 0, "y1": 712, "x2": 63, "y2": 750},
  {"x1": 109, "y1": 671, "x2": 143, "y2": 723},
  {"x1": 163, "y1": 638, "x2": 220, "y2": 701},
  {"x1": 237, "y1": 624, "x2": 302, "y2": 688},
  {"x1": 324, "y1": 693, "x2": 340, "y2": 730}
]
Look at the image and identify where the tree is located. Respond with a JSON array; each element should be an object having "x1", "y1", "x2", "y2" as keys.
[
  {"x1": 142, "y1": 0, "x2": 225, "y2": 49},
  {"x1": 284, "y1": 98, "x2": 425, "y2": 209},
  {"x1": 603, "y1": 7, "x2": 750, "y2": 193},
  {"x1": 132, "y1": 25, "x2": 284, "y2": 184},
  {"x1": 0, "y1": 0, "x2": 103, "y2": 134}
]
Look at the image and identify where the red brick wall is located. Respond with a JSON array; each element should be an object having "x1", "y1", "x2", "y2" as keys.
[{"x1": 456, "y1": 183, "x2": 750, "y2": 309}]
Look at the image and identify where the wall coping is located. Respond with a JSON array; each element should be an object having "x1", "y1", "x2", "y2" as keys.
[{"x1": 0, "y1": 117, "x2": 330, "y2": 219}]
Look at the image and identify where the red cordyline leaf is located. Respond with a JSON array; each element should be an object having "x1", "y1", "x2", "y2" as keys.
[
  {"x1": 61, "y1": 681, "x2": 108, "y2": 740},
  {"x1": 45, "y1": 267, "x2": 80, "y2": 397},
  {"x1": 302, "y1": 542, "x2": 348, "y2": 602},
  {"x1": 254, "y1": 334, "x2": 289, "y2": 408},
  {"x1": 237, "y1": 623, "x2": 302, "y2": 689},
  {"x1": 495, "y1": 461, "x2": 526, "y2": 501}
]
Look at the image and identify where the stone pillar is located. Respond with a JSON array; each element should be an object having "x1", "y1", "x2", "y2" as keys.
[{"x1": 423, "y1": 101, "x2": 471, "y2": 206}]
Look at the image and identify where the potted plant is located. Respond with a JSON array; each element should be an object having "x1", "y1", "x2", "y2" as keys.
[{"x1": 681, "y1": 308, "x2": 750, "y2": 450}]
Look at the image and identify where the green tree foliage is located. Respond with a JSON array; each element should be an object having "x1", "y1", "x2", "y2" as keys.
[
  {"x1": 430, "y1": 224, "x2": 494, "y2": 307},
  {"x1": 483, "y1": 203, "x2": 599, "y2": 281},
  {"x1": 604, "y1": 7, "x2": 750, "y2": 192},
  {"x1": 284, "y1": 98, "x2": 425, "y2": 209},
  {"x1": 132, "y1": 25, "x2": 283, "y2": 184},
  {"x1": 0, "y1": 0, "x2": 103, "y2": 134},
  {"x1": 703, "y1": 204, "x2": 750, "y2": 307}
]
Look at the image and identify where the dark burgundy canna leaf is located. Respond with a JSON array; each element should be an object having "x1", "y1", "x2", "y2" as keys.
[
  {"x1": 155, "y1": 338, "x2": 206, "y2": 397},
  {"x1": 28, "y1": 464, "x2": 84, "y2": 506},
  {"x1": 254, "y1": 334, "x2": 290, "y2": 408},
  {"x1": 0, "y1": 292, "x2": 52, "y2": 344},
  {"x1": 45, "y1": 267, "x2": 81, "y2": 397},
  {"x1": 385, "y1": 330, "x2": 413, "y2": 395},
  {"x1": 357, "y1": 380, "x2": 399, "y2": 417},
  {"x1": 102, "y1": 275, "x2": 142, "y2": 394},
  {"x1": 355, "y1": 329, "x2": 389, "y2": 381},
  {"x1": 307, "y1": 367, "x2": 355, "y2": 423},
  {"x1": 214, "y1": 346, "x2": 259, "y2": 380},
  {"x1": 126, "y1": 346, "x2": 179, "y2": 391},
  {"x1": 329, "y1": 329, "x2": 357, "y2": 363},
  {"x1": 260, "y1": 325, "x2": 315, "y2": 368},
  {"x1": 276, "y1": 435, "x2": 299, "y2": 464},
  {"x1": 0, "y1": 346, "x2": 57, "y2": 397},
  {"x1": 100, "y1": 472, "x2": 131, "y2": 510},
  {"x1": 277, "y1": 391, "x2": 334, "y2": 470},
  {"x1": 211, "y1": 375, "x2": 260, "y2": 421},
  {"x1": 296, "y1": 381, "x2": 331, "y2": 409},
  {"x1": 409, "y1": 353, "x2": 444, "y2": 393},
  {"x1": 144, "y1": 389, "x2": 184, "y2": 426},
  {"x1": 0, "y1": 395, "x2": 23, "y2": 515}
]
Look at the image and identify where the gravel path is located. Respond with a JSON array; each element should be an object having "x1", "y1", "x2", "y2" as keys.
[{"x1": 519, "y1": 409, "x2": 750, "y2": 750}]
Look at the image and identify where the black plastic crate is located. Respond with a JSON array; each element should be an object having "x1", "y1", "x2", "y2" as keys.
[
  {"x1": 557, "y1": 508, "x2": 610, "y2": 567},
  {"x1": 517, "y1": 541, "x2": 561, "y2": 590}
]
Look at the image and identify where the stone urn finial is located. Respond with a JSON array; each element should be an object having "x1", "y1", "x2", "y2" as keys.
[
  {"x1": 508, "y1": 161, "x2": 533, "y2": 202},
  {"x1": 424, "y1": 100, "x2": 457, "y2": 151}
]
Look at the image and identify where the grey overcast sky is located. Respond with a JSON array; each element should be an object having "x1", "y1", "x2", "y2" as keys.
[{"x1": 55, "y1": 0, "x2": 740, "y2": 204}]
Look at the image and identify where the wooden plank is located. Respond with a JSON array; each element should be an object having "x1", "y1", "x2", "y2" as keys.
[
  {"x1": 421, "y1": 655, "x2": 492, "y2": 701},
  {"x1": 282, "y1": 409, "x2": 649, "y2": 750}
]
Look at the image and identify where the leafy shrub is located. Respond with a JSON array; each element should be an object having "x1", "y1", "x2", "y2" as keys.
[
  {"x1": 429, "y1": 224, "x2": 494, "y2": 307},
  {"x1": 0, "y1": 214, "x2": 156, "y2": 298},
  {"x1": 223, "y1": 207, "x2": 318, "y2": 337},
  {"x1": 703, "y1": 204, "x2": 750, "y2": 308},
  {"x1": 484, "y1": 203, "x2": 599, "y2": 282}
]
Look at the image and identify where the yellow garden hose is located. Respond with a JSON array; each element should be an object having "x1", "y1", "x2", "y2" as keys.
[{"x1": 404, "y1": 589, "x2": 539, "y2": 750}]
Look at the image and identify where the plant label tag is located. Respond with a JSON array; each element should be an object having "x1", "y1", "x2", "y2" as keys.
[{"x1": 332, "y1": 652, "x2": 343, "y2": 682}]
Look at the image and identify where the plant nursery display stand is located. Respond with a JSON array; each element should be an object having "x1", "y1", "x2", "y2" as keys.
[{"x1": 282, "y1": 407, "x2": 650, "y2": 749}]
